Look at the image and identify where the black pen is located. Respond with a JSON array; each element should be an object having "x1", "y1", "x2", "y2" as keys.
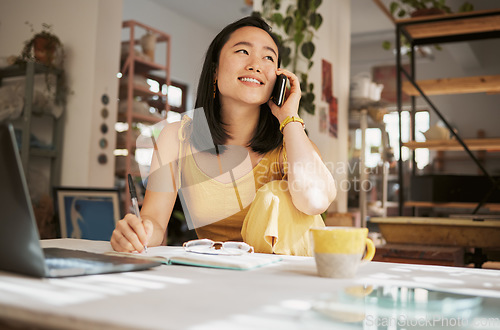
[{"x1": 128, "y1": 174, "x2": 147, "y2": 252}]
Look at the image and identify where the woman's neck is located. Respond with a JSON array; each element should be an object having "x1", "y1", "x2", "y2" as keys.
[{"x1": 220, "y1": 101, "x2": 260, "y2": 147}]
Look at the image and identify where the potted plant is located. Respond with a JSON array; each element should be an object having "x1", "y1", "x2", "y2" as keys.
[
  {"x1": 11, "y1": 22, "x2": 69, "y2": 107},
  {"x1": 18, "y1": 22, "x2": 64, "y2": 68},
  {"x1": 257, "y1": 0, "x2": 323, "y2": 115},
  {"x1": 389, "y1": 0, "x2": 473, "y2": 18},
  {"x1": 382, "y1": 0, "x2": 474, "y2": 54}
]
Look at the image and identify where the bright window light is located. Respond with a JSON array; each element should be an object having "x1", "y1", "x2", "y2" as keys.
[
  {"x1": 383, "y1": 111, "x2": 430, "y2": 169},
  {"x1": 135, "y1": 148, "x2": 153, "y2": 166},
  {"x1": 167, "y1": 85, "x2": 182, "y2": 108},
  {"x1": 115, "y1": 122, "x2": 129, "y2": 132},
  {"x1": 114, "y1": 149, "x2": 128, "y2": 156},
  {"x1": 166, "y1": 110, "x2": 182, "y2": 123},
  {"x1": 147, "y1": 79, "x2": 160, "y2": 93},
  {"x1": 355, "y1": 128, "x2": 382, "y2": 168}
]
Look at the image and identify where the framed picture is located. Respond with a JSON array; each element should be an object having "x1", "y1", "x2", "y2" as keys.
[
  {"x1": 54, "y1": 187, "x2": 121, "y2": 241},
  {"x1": 372, "y1": 64, "x2": 411, "y2": 105}
]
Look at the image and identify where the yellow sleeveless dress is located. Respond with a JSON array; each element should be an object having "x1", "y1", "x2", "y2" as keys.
[{"x1": 176, "y1": 116, "x2": 324, "y2": 256}]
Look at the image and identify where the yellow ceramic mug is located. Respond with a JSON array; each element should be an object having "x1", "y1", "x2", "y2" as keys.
[{"x1": 310, "y1": 227, "x2": 376, "y2": 278}]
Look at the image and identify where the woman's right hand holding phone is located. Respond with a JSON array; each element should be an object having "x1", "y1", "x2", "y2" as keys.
[{"x1": 111, "y1": 213, "x2": 153, "y2": 253}]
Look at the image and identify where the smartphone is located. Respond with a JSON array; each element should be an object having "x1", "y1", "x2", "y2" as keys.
[{"x1": 270, "y1": 74, "x2": 287, "y2": 106}]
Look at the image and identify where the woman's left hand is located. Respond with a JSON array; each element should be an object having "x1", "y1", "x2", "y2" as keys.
[{"x1": 267, "y1": 68, "x2": 301, "y2": 124}]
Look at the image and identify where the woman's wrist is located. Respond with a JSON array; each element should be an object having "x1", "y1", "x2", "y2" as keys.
[
  {"x1": 277, "y1": 113, "x2": 299, "y2": 125},
  {"x1": 279, "y1": 115, "x2": 305, "y2": 133}
]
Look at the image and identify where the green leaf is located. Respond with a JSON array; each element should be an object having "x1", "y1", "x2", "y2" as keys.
[
  {"x1": 382, "y1": 40, "x2": 392, "y2": 50},
  {"x1": 283, "y1": 46, "x2": 291, "y2": 58},
  {"x1": 314, "y1": 0, "x2": 322, "y2": 10},
  {"x1": 309, "y1": 83, "x2": 314, "y2": 92},
  {"x1": 310, "y1": 13, "x2": 323, "y2": 30},
  {"x1": 282, "y1": 57, "x2": 291, "y2": 68},
  {"x1": 398, "y1": 9, "x2": 407, "y2": 18},
  {"x1": 294, "y1": 32, "x2": 304, "y2": 45},
  {"x1": 308, "y1": 61, "x2": 313, "y2": 69},
  {"x1": 251, "y1": 11, "x2": 262, "y2": 18},
  {"x1": 284, "y1": 16, "x2": 294, "y2": 35},
  {"x1": 301, "y1": 96, "x2": 315, "y2": 115},
  {"x1": 389, "y1": 2, "x2": 399, "y2": 15},
  {"x1": 306, "y1": 92, "x2": 315, "y2": 103},
  {"x1": 301, "y1": 42, "x2": 315, "y2": 59},
  {"x1": 459, "y1": 2, "x2": 474, "y2": 12},
  {"x1": 271, "y1": 13, "x2": 284, "y2": 27},
  {"x1": 298, "y1": 0, "x2": 308, "y2": 16},
  {"x1": 295, "y1": 17, "x2": 304, "y2": 32}
]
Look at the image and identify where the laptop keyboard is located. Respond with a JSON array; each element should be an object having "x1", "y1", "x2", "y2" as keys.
[
  {"x1": 42, "y1": 247, "x2": 161, "y2": 276},
  {"x1": 45, "y1": 257, "x2": 103, "y2": 270}
]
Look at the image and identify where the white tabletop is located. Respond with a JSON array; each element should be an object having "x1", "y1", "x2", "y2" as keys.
[{"x1": 0, "y1": 239, "x2": 499, "y2": 330}]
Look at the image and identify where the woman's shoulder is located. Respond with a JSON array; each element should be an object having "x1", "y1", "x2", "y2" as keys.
[
  {"x1": 154, "y1": 119, "x2": 186, "y2": 162},
  {"x1": 157, "y1": 120, "x2": 182, "y2": 143}
]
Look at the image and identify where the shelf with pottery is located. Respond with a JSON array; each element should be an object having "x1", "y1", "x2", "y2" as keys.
[
  {"x1": 117, "y1": 20, "x2": 171, "y2": 212},
  {"x1": 120, "y1": 56, "x2": 168, "y2": 75}
]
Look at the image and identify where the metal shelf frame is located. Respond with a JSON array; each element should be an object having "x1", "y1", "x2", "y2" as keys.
[{"x1": 393, "y1": 9, "x2": 500, "y2": 215}]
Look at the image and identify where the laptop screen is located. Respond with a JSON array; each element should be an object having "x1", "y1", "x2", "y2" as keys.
[{"x1": 0, "y1": 123, "x2": 47, "y2": 277}]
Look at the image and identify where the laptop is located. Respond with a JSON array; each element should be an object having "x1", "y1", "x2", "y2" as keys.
[{"x1": 0, "y1": 123, "x2": 162, "y2": 277}]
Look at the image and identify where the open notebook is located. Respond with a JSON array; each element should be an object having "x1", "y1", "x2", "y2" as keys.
[{"x1": 107, "y1": 246, "x2": 283, "y2": 271}]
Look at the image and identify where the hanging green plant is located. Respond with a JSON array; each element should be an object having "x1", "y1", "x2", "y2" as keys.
[
  {"x1": 12, "y1": 22, "x2": 70, "y2": 106},
  {"x1": 255, "y1": 0, "x2": 323, "y2": 115}
]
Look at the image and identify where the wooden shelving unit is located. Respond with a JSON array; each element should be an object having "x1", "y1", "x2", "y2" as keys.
[
  {"x1": 373, "y1": 1, "x2": 500, "y2": 42},
  {"x1": 403, "y1": 138, "x2": 500, "y2": 151},
  {"x1": 402, "y1": 75, "x2": 500, "y2": 96},
  {"x1": 118, "y1": 20, "x2": 171, "y2": 212},
  {"x1": 372, "y1": 3, "x2": 500, "y2": 267},
  {"x1": 395, "y1": 9, "x2": 500, "y2": 41},
  {"x1": 371, "y1": 216, "x2": 500, "y2": 248},
  {"x1": 0, "y1": 62, "x2": 65, "y2": 191},
  {"x1": 373, "y1": 2, "x2": 500, "y2": 215},
  {"x1": 405, "y1": 201, "x2": 500, "y2": 212}
]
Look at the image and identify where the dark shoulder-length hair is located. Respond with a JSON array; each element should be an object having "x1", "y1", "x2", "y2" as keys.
[{"x1": 192, "y1": 15, "x2": 283, "y2": 155}]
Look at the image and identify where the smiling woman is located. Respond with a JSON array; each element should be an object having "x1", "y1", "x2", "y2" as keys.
[{"x1": 111, "y1": 16, "x2": 337, "y2": 256}]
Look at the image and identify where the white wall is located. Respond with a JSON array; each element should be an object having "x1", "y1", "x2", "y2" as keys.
[{"x1": 0, "y1": 0, "x2": 122, "y2": 188}]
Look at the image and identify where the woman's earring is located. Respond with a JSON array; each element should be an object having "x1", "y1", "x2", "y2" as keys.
[{"x1": 213, "y1": 78, "x2": 217, "y2": 99}]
